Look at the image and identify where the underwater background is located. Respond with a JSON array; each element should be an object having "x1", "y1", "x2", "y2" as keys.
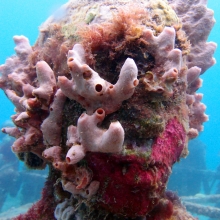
[{"x1": 0, "y1": 0, "x2": 219, "y2": 219}]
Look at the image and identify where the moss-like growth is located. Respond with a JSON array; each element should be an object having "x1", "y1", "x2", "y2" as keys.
[
  {"x1": 124, "y1": 148, "x2": 152, "y2": 160},
  {"x1": 138, "y1": 114, "x2": 165, "y2": 138}
]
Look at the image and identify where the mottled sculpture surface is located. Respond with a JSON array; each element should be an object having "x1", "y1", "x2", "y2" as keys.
[{"x1": 0, "y1": 0, "x2": 216, "y2": 219}]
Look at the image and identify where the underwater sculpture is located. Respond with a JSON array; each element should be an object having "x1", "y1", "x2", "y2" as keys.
[{"x1": 0, "y1": 0, "x2": 216, "y2": 219}]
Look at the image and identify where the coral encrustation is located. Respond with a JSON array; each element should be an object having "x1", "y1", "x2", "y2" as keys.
[
  {"x1": 86, "y1": 118, "x2": 185, "y2": 217},
  {"x1": 0, "y1": 0, "x2": 216, "y2": 219}
]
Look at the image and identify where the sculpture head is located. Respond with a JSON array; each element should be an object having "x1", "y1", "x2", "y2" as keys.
[{"x1": 0, "y1": 0, "x2": 216, "y2": 219}]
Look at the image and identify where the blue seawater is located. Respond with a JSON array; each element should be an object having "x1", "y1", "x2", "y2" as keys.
[{"x1": 0, "y1": 1, "x2": 219, "y2": 219}]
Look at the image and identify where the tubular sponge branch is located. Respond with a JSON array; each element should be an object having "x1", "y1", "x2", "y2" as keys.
[
  {"x1": 58, "y1": 44, "x2": 139, "y2": 115},
  {"x1": 66, "y1": 108, "x2": 125, "y2": 164}
]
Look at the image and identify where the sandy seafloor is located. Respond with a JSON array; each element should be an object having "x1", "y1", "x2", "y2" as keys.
[{"x1": 0, "y1": 1, "x2": 219, "y2": 219}]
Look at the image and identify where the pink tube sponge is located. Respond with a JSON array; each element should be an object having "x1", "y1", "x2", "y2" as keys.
[
  {"x1": 77, "y1": 108, "x2": 124, "y2": 152},
  {"x1": 58, "y1": 44, "x2": 139, "y2": 114},
  {"x1": 32, "y1": 61, "x2": 57, "y2": 106},
  {"x1": 65, "y1": 108, "x2": 124, "y2": 164},
  {"x1": 41, "y1": 89, "x2": 66, "y2": 146},
  {"x1": 66, "y1": 144, "x2": 85, "y2": 164}
]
